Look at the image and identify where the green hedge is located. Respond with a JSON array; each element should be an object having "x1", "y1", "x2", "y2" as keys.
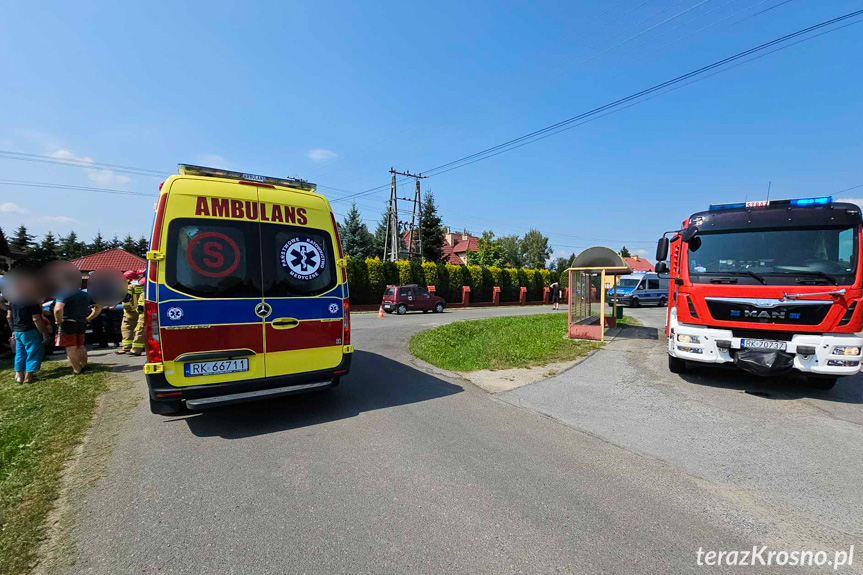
[{"x1": 345, "y1": 257, "x2": 561, "y2": 305}]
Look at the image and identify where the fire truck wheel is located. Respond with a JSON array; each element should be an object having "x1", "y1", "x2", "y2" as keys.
[
  {"x1": 805, "y1": 376, "x2": 836, "y2": 390},
  {"x1": 668, "y1": 354, "x2": 687, "y2": 374},
  {"x1": 397, "y1": 304, "x2": 408, "y2": 315},
  {"x1": 659, "y1": 296, "x2": 667, "y2": 307}
]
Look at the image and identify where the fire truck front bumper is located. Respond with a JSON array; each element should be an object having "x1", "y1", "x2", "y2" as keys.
[{"x1": 668, "y1": 323, "x2": 863, "y2": 376}]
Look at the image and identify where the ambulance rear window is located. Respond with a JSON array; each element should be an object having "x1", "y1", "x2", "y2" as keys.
[
  {"x1": 166, "y1": 219, "x2": 261, "y2": 298},
  {"x1": 263, "y1": 223, "x2": 337, "y2": 297}
]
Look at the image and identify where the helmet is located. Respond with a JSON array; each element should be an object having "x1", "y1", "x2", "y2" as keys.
[{"x1": 124, "y1": 270, "x2": 137, "y2": 280}]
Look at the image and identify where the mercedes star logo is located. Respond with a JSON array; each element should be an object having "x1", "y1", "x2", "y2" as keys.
[{"x1": 254, "y1": 302, "x2": 272, "y2": 318}]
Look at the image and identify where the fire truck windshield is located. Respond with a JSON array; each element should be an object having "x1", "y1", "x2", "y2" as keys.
[{"x1": 687, "y1": 226, "x2": 857, "y2": 286}]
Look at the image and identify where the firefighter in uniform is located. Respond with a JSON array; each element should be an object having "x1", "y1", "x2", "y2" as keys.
[
  {"x1": 116, "y1": 270, "x2": 142, "y2": 355},
  {"x1": 130, "y1": 268, "x2": 147, "y2": 356}
]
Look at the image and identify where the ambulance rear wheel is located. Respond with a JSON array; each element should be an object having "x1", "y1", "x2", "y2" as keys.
[
  {"x1": 806, "y1": 376, "x2": 837, "y2": 390},
  {"x1": 149, "y1": 397, "x2": 183, "y2": 416},
  {"x1": 659, "y1": 296, "x2": 667, "y2": 307},
  {"x1": 397, "y1": 304, "x2": 408, "y2": 315},
  {"x1": 668, "y1": 354, "x2": 687, "y2": 374}
]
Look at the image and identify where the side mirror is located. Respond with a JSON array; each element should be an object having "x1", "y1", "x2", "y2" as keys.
[
  {"x1": 689, "y1": 236, "x2": 702, "y2": 252},
  {"x1": 655, "y1": 237, "x2": 669, "y2": 262},
  {"x1": 681, "y1": 225, "x2": 699, "y2": 243},
  {"x1": 655, "y1": 261, "x2": 668, "y2": 274}
]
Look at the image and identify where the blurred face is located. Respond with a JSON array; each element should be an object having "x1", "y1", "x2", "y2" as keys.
[
  {"x1": 87, "y1": 268, "x2": 127, "y2": 307},
  {"x1": 42, "y1": 260, "x2": 82, "y2": 298},
  {"x1": 0, "y1": 267, "x2": 44, "y2": 305}
]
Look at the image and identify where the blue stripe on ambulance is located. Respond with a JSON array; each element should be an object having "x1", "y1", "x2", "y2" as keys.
[{"x1": 267, "y1": 297, "x2": 343, "y2": 320}]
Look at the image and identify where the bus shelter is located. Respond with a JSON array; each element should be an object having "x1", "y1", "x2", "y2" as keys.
[{"x1": 566, "y1": 247, "x2": 631, "y2": 342}]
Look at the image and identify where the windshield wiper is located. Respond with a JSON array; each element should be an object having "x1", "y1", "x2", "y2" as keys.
[
  {"x1": 785, "y1": 270, "x2": 837, "y2": 285},
  {"x1": 704, "y1": 270, "x2": 766, "y2": 284}
]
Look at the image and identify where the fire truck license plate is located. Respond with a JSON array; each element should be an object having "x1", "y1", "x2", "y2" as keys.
[
  {"x1": 741, "y1": 339, "x2": 787, "y2": 351},
  {"x1": 184, "y1": 359, "x2": 249, "y2": 377}
]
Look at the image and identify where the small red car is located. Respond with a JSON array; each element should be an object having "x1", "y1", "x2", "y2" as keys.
[{"x1": 382, "y1": 284, "x2": 446, "y2": 315}]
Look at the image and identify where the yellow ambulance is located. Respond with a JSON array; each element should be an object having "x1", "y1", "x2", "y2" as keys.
[{"x1": 142, "y1": 165, "x2": 352, "y2": 414}]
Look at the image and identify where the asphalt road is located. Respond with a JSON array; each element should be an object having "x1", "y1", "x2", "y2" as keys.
[{"x1": 65, "y1": 306, "x2": 858, "y2": 574}]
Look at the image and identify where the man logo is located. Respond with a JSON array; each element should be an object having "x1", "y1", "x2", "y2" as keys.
[{"x1": 743, "y1": 309, "x2": 786, "y2": 319}]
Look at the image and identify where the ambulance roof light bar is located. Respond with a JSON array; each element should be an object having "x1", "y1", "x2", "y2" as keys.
[
  {"x1": 178, "y1": 164, "x2": 316, "y2": 192},
  {"x1": 708, "y1": 196, "x2": 833, "y2": 211}
]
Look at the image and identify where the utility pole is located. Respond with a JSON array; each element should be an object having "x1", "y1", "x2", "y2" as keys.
[{"x1": 385, "y1": 168, "x2": 427, "y2": 262}]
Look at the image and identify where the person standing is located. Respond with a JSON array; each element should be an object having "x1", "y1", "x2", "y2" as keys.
[
  {"x1": 550, "y1": 281, "x2": 562, "y2": 311},
  {"x1": 116, "y1": 271, "x2": 140, "y2": 355},
  {"x1": 7, "y1": 300, "x2": 49, "y2": 383},
  {"x1": 130, "y1": 268, "x2": 147, "y2": 356},
  {"x1": 54, "y1": 288, "x2": 102, "y2": 375}
]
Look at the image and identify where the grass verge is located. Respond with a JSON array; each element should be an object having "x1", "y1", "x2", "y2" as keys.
[
  {"x1": 0, "y1": 359, "x2": 110, "y2": 575},
  {"x1": 410, "y1": 312, "x2": 606, "y2": 372}
]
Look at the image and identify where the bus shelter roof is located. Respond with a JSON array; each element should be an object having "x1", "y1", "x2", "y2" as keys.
[{"x1": 565, "y1": 246, "x2": 631, "y2": 275}]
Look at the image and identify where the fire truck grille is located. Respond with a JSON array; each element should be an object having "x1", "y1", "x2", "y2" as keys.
[{"x1": 705, "y1": 300, "x2": 830, "y2": 326}]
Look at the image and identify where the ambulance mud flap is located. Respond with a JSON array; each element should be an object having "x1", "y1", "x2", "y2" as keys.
[{"x1": 733, "y1": 349, "x2": 795, "y2": 376}]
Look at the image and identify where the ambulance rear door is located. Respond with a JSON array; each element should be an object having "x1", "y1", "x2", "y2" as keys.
[
  {"x1": 158, "y1": 179, "x2": 266, "y2": 387},
  {"x1": 256, "y1": 188, "x2": 344, "y2": 378}
]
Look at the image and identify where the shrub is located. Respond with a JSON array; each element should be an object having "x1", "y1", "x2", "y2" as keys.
[
  {"x1": 409, "y1": 260, "x2": 425, "y2": 285},
  {"x1": 517, "y1": 268, "x2": 529, "y2": 299},
  {"x1": 349, "y1": 260, "x2": 564, "y2": 305},
  {"x1": 480, "y1": 266, "x2": 494, "y2": 301},
  {"x1": 503, "y1": 268, "x2": 519, "y2": 301},
  {"x1": 382, "y1": 260, "x2": 399, "y2": 287},
  {"x1": 466, "y1": 265, "x2": 483, "y2": 302},
  {"x1": 367, "y1": 258, "x2": 386, "y2": 302},
  {"x1": 445, "y1": 264, "x2": 464, "y2": 302},
  {"x1": 396, "y1": 260, "x2": 412, "y2": 285},
  {"x1": 345, "y1": 257, "x2": 370, "y2": 303}
]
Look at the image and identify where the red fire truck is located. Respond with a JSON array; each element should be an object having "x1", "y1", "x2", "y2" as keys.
[{"x1": 655, "y1": 196, "x2": 862, "y2": 389}]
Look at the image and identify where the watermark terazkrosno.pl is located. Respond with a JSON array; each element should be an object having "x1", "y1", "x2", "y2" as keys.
[{"x1": 696, "y1": 546, "x2": 854, "y2": 569}]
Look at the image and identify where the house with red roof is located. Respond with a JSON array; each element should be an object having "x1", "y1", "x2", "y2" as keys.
[
  {"x1": 442, "y1": 231, "x2": 479, "y2": 265},
  {"x1": 623, "y1": 255, "x2": 654, "y2": 273},
  {"x1": 401, "y1": 230, "x2": 480, "y2": 265},
  {"x1": 69, "y1": 248, "x2": 147, "y2": 277}
]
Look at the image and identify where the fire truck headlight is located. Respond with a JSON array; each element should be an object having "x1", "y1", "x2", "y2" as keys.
[
  {"x1": 832, "y1": 346, "x2": 861, "y2": 356},
  {"x1": 677, "y1": 334, "x2": 700, "y2": 344}
]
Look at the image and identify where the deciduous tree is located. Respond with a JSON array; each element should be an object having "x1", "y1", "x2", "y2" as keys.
[
  {"x1": 468, "y1": 231, "x2": 505, "y2": 267},
  {"x1": 498, "y1": 235, "x2": 522, "y2": 268},
  {"x1": 520, "y1": 229, "x2": 552, "y2": 269}
]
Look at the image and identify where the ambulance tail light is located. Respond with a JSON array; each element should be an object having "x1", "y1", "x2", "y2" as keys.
[
  {"x1": 144, "y1": 300, "x2": 162, "y2": 363},
  {"x1": 343, "y1": 298, "x2": 351, "y2": 346},
  {"x1": 331, "y1": 212, "x2": 347, "y2": 283}
]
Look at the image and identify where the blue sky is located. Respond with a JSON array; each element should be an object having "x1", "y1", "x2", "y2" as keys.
[{"x1": 1, "y1": 0, "x2": 862, "y2": 260}]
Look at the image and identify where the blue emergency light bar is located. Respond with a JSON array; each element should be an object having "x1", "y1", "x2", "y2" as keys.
[{"x1": 709, "y1": 196, "x2": 833, "y2": 211}]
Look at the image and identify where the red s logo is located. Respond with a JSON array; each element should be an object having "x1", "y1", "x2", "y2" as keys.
[{"x1": 203, "y1": 242, "x2": 224, "y2": 268}]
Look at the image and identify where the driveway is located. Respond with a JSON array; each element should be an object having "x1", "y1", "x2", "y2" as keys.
[
  {"x1": 503, "y1": 306, "x2": 863, "y2": 542},
  {"x1": 60, "y1": 305, "x2": 858, "y2": 574}
]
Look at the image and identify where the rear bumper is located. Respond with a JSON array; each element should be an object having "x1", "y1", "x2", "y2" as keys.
[
  {"x1": 668, "y1": 322, "x2": 862, "y2": 376},
  {"x1": 145, "y1": 352, "x2": 352, "y2": 408}
]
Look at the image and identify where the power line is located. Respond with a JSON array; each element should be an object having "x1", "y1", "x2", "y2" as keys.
[
  {"x1": 304, "y1": 0, "x2": 652, "y2": 184},
  {"x1": 0, "y1": 179, "x2": 154, "y2": 197},
  {"x1": 419, "y1": 9, "x2": 863, "y2": 178},
  {"x1": 328, "y1": 9, "x2": 863, "y2": 204},
  {"x1": 0, "y1": 150, "x2": 167, "y2": 178}
]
